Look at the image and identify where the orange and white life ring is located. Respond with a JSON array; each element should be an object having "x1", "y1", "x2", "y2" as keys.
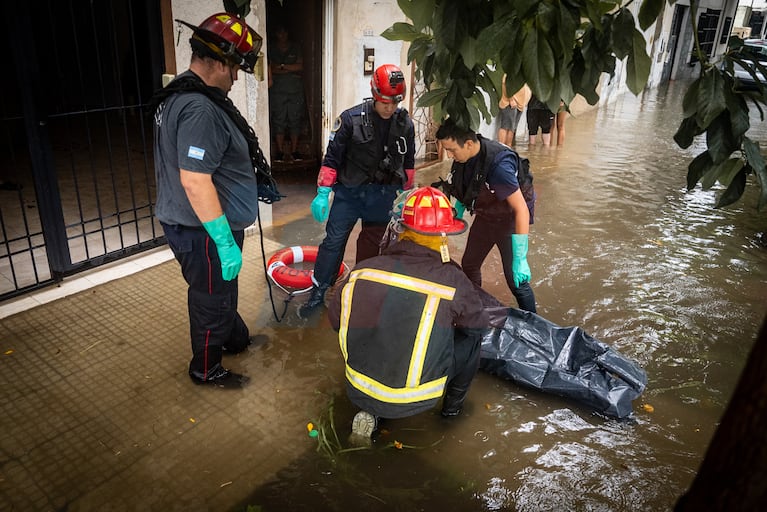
[{"x1": 266, "y1": 245, "x2": 347, "y2": 292}]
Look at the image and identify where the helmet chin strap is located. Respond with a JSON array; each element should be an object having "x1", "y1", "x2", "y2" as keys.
[{"x1": 227, "y1": 64, "x2": 237, "y2": 87}]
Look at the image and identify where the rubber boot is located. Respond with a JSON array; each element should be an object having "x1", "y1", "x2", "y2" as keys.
[
  {"x1": 441, "y1": 382, "x2": 471, "y2": 417},
  {"x1": 298, "y1": 284, "x2": 329, "y2": 319}
]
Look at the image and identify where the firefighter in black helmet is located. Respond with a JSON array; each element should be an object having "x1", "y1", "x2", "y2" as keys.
[{"x1": 152, "y1": 13, "x2": 264, "y2": 388}]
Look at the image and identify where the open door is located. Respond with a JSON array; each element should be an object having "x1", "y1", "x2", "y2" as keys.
[{"x1": 265, "y1": 0, "x2": 323, "y2": 179}]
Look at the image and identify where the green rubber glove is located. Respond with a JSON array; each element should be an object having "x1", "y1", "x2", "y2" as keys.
[
  {"x1": 202, "y1": 214, "x2": 242, "y2": 281},
  {"x1": 311, "y1": 186, "x2": 332, "y2": 223},
  {"x1": 454, "y1": 200, "x2": 466, "y2": 220},
  {"x1": 510, "y1": 234, "x2": 531, "y2": 288}
]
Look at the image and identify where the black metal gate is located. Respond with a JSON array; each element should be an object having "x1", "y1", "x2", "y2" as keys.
[{"x1": 0, "y1": 0, "x2": 166, "y2": 301}]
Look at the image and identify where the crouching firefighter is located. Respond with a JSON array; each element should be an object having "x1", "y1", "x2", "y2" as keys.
[
  {"x1": 298, "y1": 64, "x2": 416, "y2": 319},
  {"x1": 328, "y1": 186, "x2": 489, "y2": 443}
]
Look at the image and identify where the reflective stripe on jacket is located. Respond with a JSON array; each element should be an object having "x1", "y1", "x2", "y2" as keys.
[{"x1": 329, "y1": 240, "x2": 489, "y2": 419}]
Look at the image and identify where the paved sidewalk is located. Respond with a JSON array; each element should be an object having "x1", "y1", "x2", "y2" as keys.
[
  {"x1": 0, "y1": 166, "x2": 450, "y2": 511},
  {"x1": 0, "y1": 228, "x2": 340, "y2": 511}
]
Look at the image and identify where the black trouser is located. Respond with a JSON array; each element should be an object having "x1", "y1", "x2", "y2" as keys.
[
  {"x1": 162, "y1": 223, "x2": 250, "y2": 380},
  {"x1": 461, "y1": 216, "x2": 537, "y2": 312},
  {"x1": 443, "y1": 327, "x2": 485, "y2": 413},
  {"x1": 313, "y1": 183, "x2": 399, "y2": 287}
]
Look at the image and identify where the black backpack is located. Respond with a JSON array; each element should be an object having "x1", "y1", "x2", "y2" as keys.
[{"x1": 516, "y1": 155, "x2": 536, "y2": 224}]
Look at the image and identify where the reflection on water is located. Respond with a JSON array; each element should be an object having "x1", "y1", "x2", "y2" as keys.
[{"x1": 239, "y1": 81, "x2": 767, "y2": 511}]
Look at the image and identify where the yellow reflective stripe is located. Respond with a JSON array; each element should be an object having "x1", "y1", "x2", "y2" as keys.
[
  {"x1": 406, "y1": 294, "x2": 439, "y2": 387},
  {"x1": 346, "y1": 365, "x2": 447, "y2": 403},
  {"x1": 338, "y1": 277, "x2": 355, "y2": 361},
  {"x1": 338, "y1": 267, "x2": 456, "y2": 404},
  {"x1": 349, "y1": 268, "x2": 455, "y2": 300}
]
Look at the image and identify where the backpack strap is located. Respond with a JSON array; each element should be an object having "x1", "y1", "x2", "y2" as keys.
[{"x1": 150, "y1": 73, "x2": 283, "y2": 204}]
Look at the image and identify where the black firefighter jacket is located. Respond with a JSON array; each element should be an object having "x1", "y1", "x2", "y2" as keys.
[{"x1": 328, "y1": 240, "x2": 489, "y2": 419}]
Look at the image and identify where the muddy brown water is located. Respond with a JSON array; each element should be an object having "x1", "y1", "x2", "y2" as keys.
[{"x1": 239, "y1": 81, "x2": 767, "y2": 511}]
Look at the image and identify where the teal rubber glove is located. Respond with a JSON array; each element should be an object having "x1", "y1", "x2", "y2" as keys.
[
  {"x1": 202, "y1": 214, "x2": 242, "y2": 281},
  {"x1": 510, "y1": 233, "x2": 531, "y2": 288},
  {"x1": 311, "y1": 186, "x2": 332, "y2": 223},
  {"x1": 454, "y1": 200, "x2": 466, "y2": 220},
  {"x1": 392, "y1": 189, "x2": 410, "y2": 218}
]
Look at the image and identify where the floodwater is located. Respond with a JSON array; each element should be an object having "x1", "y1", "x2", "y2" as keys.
[{"x1": 239, "y1": 81, "x2": 767, "y2": 511}]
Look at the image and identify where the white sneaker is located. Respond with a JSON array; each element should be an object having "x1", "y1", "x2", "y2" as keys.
[{"x1": 351, "y1": 411, "x2": 377, "y2": 439}]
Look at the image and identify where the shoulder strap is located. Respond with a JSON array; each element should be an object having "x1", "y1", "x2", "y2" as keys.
[{"x1": 149, "y1": 74, "x2": 283, "y2": 204}]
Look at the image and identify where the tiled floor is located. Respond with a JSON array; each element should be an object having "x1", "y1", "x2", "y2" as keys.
[
  {"x1": 0, "y1": 233, "x2": 306, "y2": 511},
  {"x1": 0, "y1": 163, "x2": 448, "y2": 510},
  {"x1": 0, "y1": 246, "x2": 176, "y2": 319}
]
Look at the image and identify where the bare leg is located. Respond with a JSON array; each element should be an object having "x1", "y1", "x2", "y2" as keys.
[
  {"x1": 529, "y1": 134, "x2": 537, "y2": 146},
  {"x1": 556, "y1": 111, "x2": 567, "y2": 146},
  {"x1": 498, "y1": 128, "x2": 509, "y2": 144},
  {"x1": 275, "y1": 133, "x2": 286, "y2": 157},
  {"x1": 542, "y1": 133, "x2": 551, "y2": 146}
]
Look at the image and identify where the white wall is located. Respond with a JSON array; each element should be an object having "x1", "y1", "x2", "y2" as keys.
[{"x1": 331, "y1": 0, "x2": 410, "y2": 118}]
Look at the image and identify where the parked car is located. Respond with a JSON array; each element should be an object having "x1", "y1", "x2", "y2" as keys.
[{"x1": 732, "y1": 39, "x2": 767, "y2": 91}]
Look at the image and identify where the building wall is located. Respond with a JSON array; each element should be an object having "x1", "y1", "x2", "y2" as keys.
[{"x1": 330, "y1": 1, "x2": 410, "y2": 119}]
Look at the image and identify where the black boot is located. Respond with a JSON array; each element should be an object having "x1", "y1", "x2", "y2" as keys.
[
  {"x1": 298, "y1": 285, "x2": 329, "y2": 319},
  {"x1": 441, "y1": 382, "x2": 471, "y2": 417}
]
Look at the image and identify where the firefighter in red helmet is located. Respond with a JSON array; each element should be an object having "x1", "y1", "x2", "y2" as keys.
[
  {"x1": 328, "y1": 186, "x2": 489, "y2": 445},
  {"x1": 299, "y1": 64, "x2": 417, "y2": 319},
  {"x1": 151, "y1": 13, "x2": 268, "y2": 388}
]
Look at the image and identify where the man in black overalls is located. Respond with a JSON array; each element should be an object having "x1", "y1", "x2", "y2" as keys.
[{"x1": 299, "y1": 64, "x2": 416, "y2": 318}]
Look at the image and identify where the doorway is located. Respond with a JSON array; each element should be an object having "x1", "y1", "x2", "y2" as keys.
[{"x1": 265, "y1": 0, "x2": 324, "y2": 180}]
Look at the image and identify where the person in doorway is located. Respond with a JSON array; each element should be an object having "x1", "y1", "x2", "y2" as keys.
[
  {"x1": 298, "y1": 64, "x2": 416, "y2": 319},
  {"x1": 152, "y1": 13, "x2": 263, "y2": 387},
  {"x1": 497, "y1": 75, "x2": 531, "y2": 146},
  {"x1": 526, "y1": 94, "x2": 555, "y2": 146},
  {"x1": 328, "y1": 186, "x2": 489, "y2": 443},
  {"x1": 435, "y1": 118, "x2": 536, "y2": 312},
  {"x1": 268, "y1": 24, "x2": 306, "y2": 161}
]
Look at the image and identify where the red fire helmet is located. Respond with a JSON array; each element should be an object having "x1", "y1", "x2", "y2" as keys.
[
  {"x1": 400, "y1": 187, "x2": 467, "y2": 235},
  {"x1": 177, "y1": 13, "x2": 262, "y2": 73}
]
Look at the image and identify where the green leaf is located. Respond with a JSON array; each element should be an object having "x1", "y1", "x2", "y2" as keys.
[
  {"x1": 500, "y1": 27, "x2": 524, "y2": 79},
  {"x1": 696, "y1": 69, "x2": 727, "y2": 128},
  {"x1": 743, "y1": 138, "x2": 767, "y2": 209},
  {"x1": 557, "y1": 3, "x2": 579, "y2": 55},
  {"x1": 471, "y1": 89, "x2": 492, "y2": 124},
  {"x1": 477, "y1": 16, "x2": 515, "y2": 60},
  {"x1": 706, "y1": 112, "x2": 740, "y2": 164},
  {"x1": 674, "y1": 116, "x2": 703, "y2": 149},
  {"x1": 723, "y1": 84, "x2": 751, "y2": 140},
  {"x1": 700, "y1": 161, "x2": 723, "y2": 190},
  {"x1": 715, "y1": 158, "x2": 746, "y2": 187},
  {"x1": 626, "y1": 29, "x2": 651, "y2": 95},
  {"x1": 416, "y1": 87, "x2": 448, "y2": 108},
  {"x1": 458, "y1": 36, "x2": 478, "y2": 69},
  {"x1": 406, "y1": 36, "x2": 432, "y2": 65},
  {"x1": 382, "y1": 22, "x2": 422, "y2": 42},
  {"x1": 435, "y1": 1, "x2": 461, "y2": 50},
  {"x1": 638, "y1": 0, "x2": 665, "y2": 31},
  {"x1": 687, "y1": 151, "x2": 714, "y2": 189},
  {"x1": 515, "y1": 0, "x2": 540, "y2": 18},
  {"x1": 522, "y1": 29, "x2": 555, "y2": 101},
  {"x1": 716, "y1": 168, "x2": 748, "y2": 208},
  {"x1": 612, "y1": 9, "x2": 635, "y2": 60},
  {"x1": 682, "y1": 79, "x2": 700, "y2": 118},
  {"x1": 399, "y1": 0, "x2": 435, "y2": 31}
]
